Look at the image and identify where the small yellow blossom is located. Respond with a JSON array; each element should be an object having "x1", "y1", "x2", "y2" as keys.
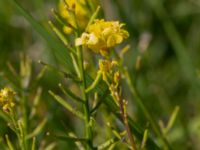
[
  {"x1": 75, "y1": 19, "x2": 129, "y2": 56},
  {"x1": 59, "y1": 0, "x2": 97, "y2": 33},
  {"x1": 0, "y1": 87, "x2": 15, "y2": 112},
  {"x1": 98, "y1": 59, "x2": 119, "y2": 84},
  {"x1": 99, "y1": 60, "x2": 109, "y2": 70}
]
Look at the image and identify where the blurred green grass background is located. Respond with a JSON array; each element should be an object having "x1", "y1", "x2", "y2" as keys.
[{"x1": 0, "y1": 0, "x2": 200, "y2": 149}]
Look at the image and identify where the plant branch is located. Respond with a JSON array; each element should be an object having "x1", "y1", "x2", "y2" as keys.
[{"x1": 77, "y1": 46, "x2": 93, "y2": 149}]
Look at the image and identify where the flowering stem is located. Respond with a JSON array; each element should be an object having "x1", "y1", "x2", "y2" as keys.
[
  {"x1": 77, "y1": 46, "x2": 93, "y2": 150},
  {"x1": 110, "y1": 86, "x2": 137, "y2": 150},
  {"x1": 120, "y1": 101, "x2": 137, "y2": 150}
]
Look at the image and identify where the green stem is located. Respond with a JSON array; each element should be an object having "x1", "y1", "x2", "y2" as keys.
[
  {"x1": 22, "y1": 91, "x2": 28, "y2": 149},
  {"x1": 9, "y1": 109, "x2": 26, "y2": 150},
  {"x1": 77, "y1": 46, "x2": 93, "y2": 149}
]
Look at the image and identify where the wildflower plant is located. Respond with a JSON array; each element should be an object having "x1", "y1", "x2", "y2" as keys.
[
  {"x1": 47, "y1": 1, "x2": 156, "y2": 149},
  {"x1": 2, "y1": 0, "x2": 185, "y2": 149},
  {"x1": 46, "y1": 0, "x2": 140, "y2": 148}
]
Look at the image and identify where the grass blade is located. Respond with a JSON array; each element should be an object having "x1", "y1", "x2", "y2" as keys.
[
  {"x1": 49, "y1": 90, "x2": 85, "y2": 120},
  {"x1": 26, "y1": 118, "x2": 47, "y2": 140}
]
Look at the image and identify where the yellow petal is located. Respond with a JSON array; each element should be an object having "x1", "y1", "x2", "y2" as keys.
[
  {"x1": 75, "y1": 38, "x2": 83, "y2": 46},
  {"x1": 87, "y1": 33, "x2": 98, "y2": 45},
  {"x1": 107, "y1": 34, "x2": 123, "y2": 47},
  {"x1": 63, "y1": 26, "x2": 73, "y2": 34},
  {"x1": 121, "y1": 30, "x2": 129, "y2": 38},
  {"x1": 102, "y1": 28, "x2": 113, "y2": 39}
]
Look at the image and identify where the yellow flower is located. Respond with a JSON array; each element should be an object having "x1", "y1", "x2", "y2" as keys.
[
  {"x1": 99, "y1": 59, "x2": 112, "y2": 73},
  {"x1": 75, "y1": 19, "x2": 129, "y2": 56},
  {"x1": 0, "y1": 87, "x2": 15, "y2": 112},
  {"x1": 59, "y1": 0, "x2": 97, "y2": 33},
  {"x1": 98, "y1": 59, "x2": 119, "y2": 84}
]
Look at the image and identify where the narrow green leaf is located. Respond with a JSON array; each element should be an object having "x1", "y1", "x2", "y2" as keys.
[
  {"x1": 26, "y1": 118, "x2": 47, "y2": 139},
  {"x1": 49, "y1": 90, "x2": 84, "y2": 120},
  {"x1": 48, "y1": 20, "x2": 75, "y2": 54},
  {"x1": 44, "y1": 143, "x2": 57, "y2": 150},
  {"x1": 35, "y1": 66, "x2": 47, "y2": 82},
  {"x1": 38, "y1": 60, "x2": 80, "y2": 82},
  {"x1": 58, "y1": 83, "x2": 84, "y2": 104},
  {"x1": 141, "y1": 129, "x2": 149, "y2": 149},
  {"x1": 31, "y1": 137, "x2": 36, "y2": 150},
  {"x1": 30, "y1": 87, "x2": 42, "y2": 119},
  {"x1": 68, "y1": 132, "x2": 85, "y2": 150},
  {"x1": 53, "y1": 135, "x2": 88, "y2": 143},
  {"x1": 5, "y1": 135, "x2": 14, "y2": 150},
  {"x1": 106, "y1": 122, "x2": 122, "y2": 139},
  {"x1": 97, "y1": 137, "x2": 118, "y2": 150},
  {"x1": 165, "y1": 106, "x2": 180, "y2": 134},
  {"x1": 85, "y1": 71, "x2": 102, "y2": 93},
  {"x1": 86, "y1": 6, "x2": 101, "y2": 31}
]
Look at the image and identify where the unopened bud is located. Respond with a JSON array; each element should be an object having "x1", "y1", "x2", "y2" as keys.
[{"x1": 114, "y1": 71, "x2": 121, "y2": 84}]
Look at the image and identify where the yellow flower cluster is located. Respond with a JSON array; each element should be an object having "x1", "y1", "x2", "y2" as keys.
[
  {"x1": 98, "y1": 59, "x2": 120, "y2": 85},
  {"x1": 0, "y1": 87, "x2": 15, "y2": 112},
  {"x1": 76, "y1": 19, "x2": 129, "y2": 56},
  {"x1": 59, "y1": 0, "x2": 97, "y2": 33},
  {"x1": 98, "y1": 59, "x2": 121, "y2": 106}
]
